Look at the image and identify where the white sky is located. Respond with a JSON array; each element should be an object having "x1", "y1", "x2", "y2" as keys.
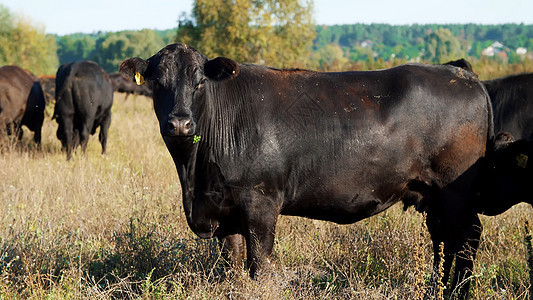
[{"x1": 1, "y1": 0, "x2": 532, "y2": 35}]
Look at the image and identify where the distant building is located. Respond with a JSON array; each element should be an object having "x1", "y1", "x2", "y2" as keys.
[
  {"x1": 516, "y1": 47, "x2": 527, "y2": 55},
  {"x1": 360, "y1": 40, "x2": 374, "y2": 48},
  {"x1": 481, "y1": 41, "x2": 505, "y2": 57}
]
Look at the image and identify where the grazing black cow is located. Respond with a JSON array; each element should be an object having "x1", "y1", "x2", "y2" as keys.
[
  {"x1": 0, "y1": 65, "x2": 45, "y2": 144},
  {"x1": 475, "y1": 132, "x2": 533, "y2": 215},
  {"x1": 120, "y1": 43, "x2": 492, "y2": 299},
  {"x1": 484, "y1": 73, "x2": 533, "y2": 140},
  {"x1": 38, "y1": 75, "x2": 56, "y2": 105},
  {"x1": 54, "y1": 61, "x2": 113, "y2": 160},
  {"x1": 108, "y1": 72, "x2": 152, "y2": 98}
]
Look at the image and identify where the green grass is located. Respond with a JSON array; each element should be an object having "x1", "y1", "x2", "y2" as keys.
[{"x1": 0, "y1": 93, "x2": 532, "y2": 299}]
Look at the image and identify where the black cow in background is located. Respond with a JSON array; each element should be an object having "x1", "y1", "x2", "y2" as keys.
[
  {"x1": 38, "y1": 75, "x2": 56, "y2": 106},
  {"x1": 484, "y1": 73, "x2": 533, "y2": 140},
  {"x1": 474, "y1": 132, "x2": 533, "y2": 215},
  {"x1": 21, "y1": 72, "x2": 46, "y2": 145},
  {"x1": 108, "y1": 72, "x2": 152, "y2": 98},
  {"x1": 54, "y1": 61, "x2": 113, "y2": 160},
  {"x1": 120, "y1": 43, "x2": 493, "y2": 299},
  {"x1": 0, "y1": 65, "x2": 45, "y2": 145}
]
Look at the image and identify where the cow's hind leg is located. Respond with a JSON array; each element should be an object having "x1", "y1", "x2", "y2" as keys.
[
  {"x1": 426, "y1": 208, "x2": 481, "y2": 300},
  {"x1": 16, "y1": 124, "x2": 23, "y2": 141},
  {"x1": 449, "y1": 215, "x2": 482, "y2": 300},
  {"x1": 32, "y1": 114, "x2": 44, "y2": 146},
  {"x1": 78, "y1": 119, "x2": 91, "y2": 155},
  {"x1": 98, "y1": 111, "x2": 111, "y2": 155},
  {"x1": 33, "y1": 126, "x2": 41, "y2": 146},
  {"x1": 58, "y1": 117, "x2": 75, "y2": 160},
  {"x1": 425, "y1": 213, "x2": 456, "y2": 299},
  {"x1": 219, "y1": 233, "x2": 246, "y2": 272},
  {"x1": 6, "y1": 122, "x2": 22, "y2": 141}
]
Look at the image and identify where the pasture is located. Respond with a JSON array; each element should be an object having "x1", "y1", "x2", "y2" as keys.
[{"x1": 0, "y1": 93, "x2": 532, "y2": 299}]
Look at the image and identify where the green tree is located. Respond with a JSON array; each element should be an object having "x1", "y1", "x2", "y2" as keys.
[
  {"x1": 0, "y1": 5, "x2": 58, "y2": 75},
  {"x1": 92, "y1": 29, "x2": 166, "y2": 73},
  {"x1": 313, "y1": 43, "x2": 348, "y2": 71},
  {"x1": 57, "y1": 35, "x2": 97, "y2": 65},
  {"x1": 423, "y1": 28, "x2": 466, "y2": 63},
  {"x1": 177, "y1": 0, "x2": 316, "y2": 68}
]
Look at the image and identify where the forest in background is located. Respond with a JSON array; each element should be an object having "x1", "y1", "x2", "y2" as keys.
[
  {"x1": 54, "y1": 23, "x2": 533, "y2": 77},
  {"x1": 1, "y1": 3, "x2": 533, "y2": 78}
]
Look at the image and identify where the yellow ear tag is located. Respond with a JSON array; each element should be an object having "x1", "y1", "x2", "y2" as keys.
[
  {"x1": 135, "y1": 72, "x2": 145, "y2": 86},
  {"x1": 516, "y1": 154, "x2": 528, "y2": 168}
]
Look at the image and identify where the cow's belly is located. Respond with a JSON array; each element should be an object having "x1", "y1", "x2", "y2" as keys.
[{"x1": 280, "y1": 187, "x2": 401, "y2": 224}]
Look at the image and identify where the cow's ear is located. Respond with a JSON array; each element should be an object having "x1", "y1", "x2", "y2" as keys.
[
  {"x1": 204, "y1": 57, "x2": 239, "y2": 81},
  {"x1": 493, "y1": 131, "x2": 515, "y2": 151},
  {"x1": 119, "y1": 58, "x2": 149, "y2": 85}
]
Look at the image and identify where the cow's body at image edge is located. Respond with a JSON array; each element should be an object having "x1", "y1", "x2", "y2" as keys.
[
  {"x1": 484, "y1": 73, "x2": 533, "y2": 140},
  {"x1": 54, "y1": 61, "x2": 113, "y2": 160},
  {"x1": 120, "y1": 43, "x2": 492, "y2": 299},
  {"x1": 0, "y1": 65, "x2": 45, "y2": 144},
  {"x1": 443, "y1": 60, "x2": 533, "y2": 217}
]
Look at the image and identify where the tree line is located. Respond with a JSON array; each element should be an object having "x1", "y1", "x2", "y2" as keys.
[
  {"x1": 56, "y1": 29, "x2": 175, "y2": 73},
  {"x1": 315, "y1": 23, "x2": 533, "y2": 63},
  {"x1": 1, "y1": 2, "x2": 532, "y2": 77}
]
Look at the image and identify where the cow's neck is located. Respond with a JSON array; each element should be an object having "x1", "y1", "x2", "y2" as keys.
[
  {"x1": 196, "y1": 69, "x2": 261, "y2": 167},
  {"x1": 169, "y1": 136, "x2": 229, "y2": 228},
  {"x1": 167, "y1": 139, "x2": 199, "y2": 201}
]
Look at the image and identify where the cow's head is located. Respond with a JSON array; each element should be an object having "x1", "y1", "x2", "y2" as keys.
[{"x1": 119, "y1": 44, "x2": 239, "y2": 141}]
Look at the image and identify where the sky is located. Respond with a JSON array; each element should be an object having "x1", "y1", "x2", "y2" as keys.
[{"x1": 1, "y1": 0, "x2": 532, "y2": 36}]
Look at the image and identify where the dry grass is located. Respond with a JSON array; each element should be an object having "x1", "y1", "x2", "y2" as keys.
[{"x1": 0, "y1": 93, "x2": 532, "y2": 299}]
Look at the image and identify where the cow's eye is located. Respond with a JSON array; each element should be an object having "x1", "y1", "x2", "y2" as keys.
[{"x1": 195, "y1": 78, "x2": 207, "y2": 90}]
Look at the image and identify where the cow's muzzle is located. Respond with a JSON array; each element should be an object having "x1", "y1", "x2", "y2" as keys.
[{"x1": 166, "y1": 116, "x2": 195, "y2": 136}]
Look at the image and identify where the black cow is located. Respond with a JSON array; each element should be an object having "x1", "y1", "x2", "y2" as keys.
[
  {"x1": 120, "y1": 44, "x2": 492, "y2": 299},
  {"x1": 54, "y1": 61, "x2": 113, "y2": 160},
  {"x1": 484, "y1": 73, "x2": 533, "y2": 140},
  {"x1": 108, "y1": 72, "x2": 152, "y2": 98},
  {"x1": 38, "y1": 75, "x2": 56, "y2": 105},
  {"x1": 475, "y1": 132, "x2": 533, "y2": 215},
  {"x1": 0, "y1": 65, "x2": 45, "y2": 144}
]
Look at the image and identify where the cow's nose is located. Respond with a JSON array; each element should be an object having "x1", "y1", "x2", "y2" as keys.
[{"x1": 167, "y1": 117, "x2": 195, "y2": 136}]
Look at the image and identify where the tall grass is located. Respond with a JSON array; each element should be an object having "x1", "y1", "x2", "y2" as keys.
[{"x1": 0, "y1": 93, "x2": 532, "y2": 299}]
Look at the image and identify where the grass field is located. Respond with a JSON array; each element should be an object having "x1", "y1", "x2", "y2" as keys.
[{"x1": 0, "y1": 93, "x2": 532, "y2": 299}]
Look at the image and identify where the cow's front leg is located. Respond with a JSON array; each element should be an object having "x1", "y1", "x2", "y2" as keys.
[
  {"x1": 238, "y1": 189, "x2": 280, "y2": 279},
  {"x1": 219, "y1": 233, "x2": 246, "y2": 270}
]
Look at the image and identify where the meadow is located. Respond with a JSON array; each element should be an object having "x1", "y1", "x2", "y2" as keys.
[{"x1": 0, "y1": 93, "x2": 532, "y2": 299}]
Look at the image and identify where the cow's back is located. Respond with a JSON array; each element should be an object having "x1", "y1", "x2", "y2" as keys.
[
  {"x1": 0, "y1": 66, "x2": 34, "y2": 126},
  {"x1": 55, "y1": 61, "x2": 113, "y2": 118}
]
